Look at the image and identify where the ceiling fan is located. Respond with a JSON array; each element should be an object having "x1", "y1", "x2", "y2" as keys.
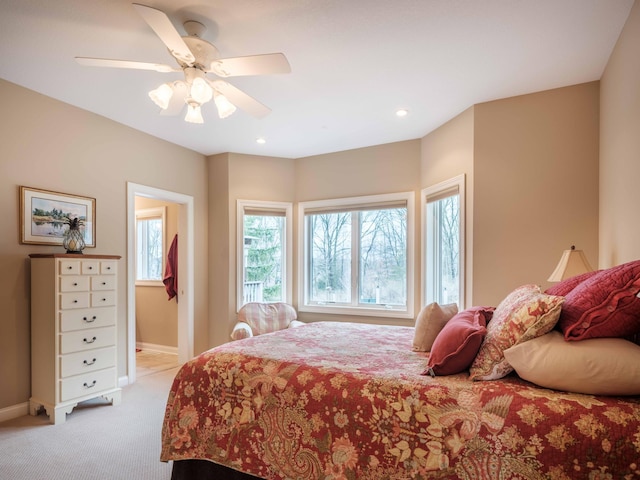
[{"x1": 75, "y1": 3, "x2": 291, "y2": 124}]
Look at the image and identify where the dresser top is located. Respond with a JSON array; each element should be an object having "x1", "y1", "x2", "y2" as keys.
[{"x1": 29, "y1": 253, "x2": 122, "y2": 260}]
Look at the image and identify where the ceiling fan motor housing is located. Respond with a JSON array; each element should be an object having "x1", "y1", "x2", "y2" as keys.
[{"x1": 181, "y1": 35, "x2": 219, "y2": 71}]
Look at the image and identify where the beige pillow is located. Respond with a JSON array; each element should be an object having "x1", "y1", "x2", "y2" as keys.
[
  {"x1": 504, "y1": 331, "x2": 640, "y2": 396},
  {"x1": 412, "y1": 302, "x2": 458, "y2": 351}
]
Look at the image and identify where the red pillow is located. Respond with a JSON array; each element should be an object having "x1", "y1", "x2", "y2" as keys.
[
  {"x1": 423, "y1": 307, "x2": 494, "y2": 376},
  {"x1": 544, "y1": 270, "x2": 600, "y2": 297},
  {"x1": 559, "y1": 260, "x2": 640, "y2": 341}
]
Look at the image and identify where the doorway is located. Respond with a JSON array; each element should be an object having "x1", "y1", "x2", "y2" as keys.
[{"x1": 126, "y1": 182, "x2": 194, "y2": 384}]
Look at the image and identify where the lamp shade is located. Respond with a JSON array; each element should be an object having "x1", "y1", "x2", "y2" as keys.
[
  {"x1": 184, "y1": 103, "x2": 204, "y2": 124},
  {"x1": 547, "y1": 245, "x2": 594, "y2": 282},
  {"x1": 148, "y1": 83, "x2": 173, "y2": 110},
  {"x1": 190, "y1": 77, "x2": 213, "y2": 104},
  {"x1": 214, "y1": 91, "x2": 237, "y2": 119}
]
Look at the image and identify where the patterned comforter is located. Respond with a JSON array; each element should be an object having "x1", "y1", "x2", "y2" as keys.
[{"x1": 161, "y1": 322, "x2": 640, "y2": 479}]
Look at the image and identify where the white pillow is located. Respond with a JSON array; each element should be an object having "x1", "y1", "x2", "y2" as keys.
[{"x1": 504, "y1": 331, "x2": 640, "y2": 396}]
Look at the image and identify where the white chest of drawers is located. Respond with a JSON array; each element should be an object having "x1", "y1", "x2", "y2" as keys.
[{"x1": 29, "y1": 254, "x2": 122, "y2": 424}]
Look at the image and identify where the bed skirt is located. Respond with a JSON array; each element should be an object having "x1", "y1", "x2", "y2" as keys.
[{"x1": 171, "y1": 459, "x2": 264, "y2": 480}]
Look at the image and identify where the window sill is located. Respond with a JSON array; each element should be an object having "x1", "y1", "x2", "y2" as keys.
[
  {"x1": 135, "y1": 280, "x2": 164, "y2": 287},
  {"x1": 299, "y1": 304, "x2": 413, "y2": 319}
]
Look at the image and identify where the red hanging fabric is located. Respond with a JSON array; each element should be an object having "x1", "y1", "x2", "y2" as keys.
[{"x1": 163, "y1": 234, "x2": 178, "y2": 302}]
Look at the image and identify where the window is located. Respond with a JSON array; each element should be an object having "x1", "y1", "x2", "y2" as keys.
[
  {"x1": 135, "y1": 207, "x2": 166, "y2": 285},
  {"x1": 237, "y1": 200, "x2": 292, "y2": 309},
  {"x1": 422, "y1": 174, "x2": 465, "y2": 308},
  {"x1": 299, "y1": 192, "x2": 414, "y2": 318}
]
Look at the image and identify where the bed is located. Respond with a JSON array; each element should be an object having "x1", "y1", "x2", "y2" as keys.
[{"x1": 160, "y1": 319, "x2": 640, "y2": 479}]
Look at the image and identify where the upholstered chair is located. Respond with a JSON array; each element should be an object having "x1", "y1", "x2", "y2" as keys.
[{"x1": 231, "y1": 302, "x2": 304, "y2": 340}]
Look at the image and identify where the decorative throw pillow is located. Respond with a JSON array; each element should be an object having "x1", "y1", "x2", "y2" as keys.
[
  {"x1": 423, "y1": 306, "x2": 494, "y2": 376},
  {"x1": 544, "y1": 270, "x2": 600, "y2": 297},
  {"x1": 469, "y1": 284, "x2": 564, "y2": 381},
  {"x1": 412, "y1": 302, "x2": 458, "y2": 352},
  {"x1": 558, "y1": 260, "x2": 640, "y2": 341},
  {"x1": 504, "y1": 331, "x2": 640, "y2": 395}
]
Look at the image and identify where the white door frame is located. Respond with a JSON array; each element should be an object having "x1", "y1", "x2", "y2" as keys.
[{"x1": 126, "y1": 182, "x2": 194, "y2": 384}]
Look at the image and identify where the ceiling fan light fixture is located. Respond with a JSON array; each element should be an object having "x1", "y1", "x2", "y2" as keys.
[
  {"x1": 184, "y1": 102, "x2": 204, "y2": 124},
  {"x1": 148, "y1": 83, "x2": 174, "y2": 110},
  {"x1": 214, "y1": 91, "x2": 237, "y2": 119}
]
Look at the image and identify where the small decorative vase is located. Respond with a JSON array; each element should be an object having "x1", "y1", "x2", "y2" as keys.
[{"x1": 63, "y1": 218, "x2": 86, "y2": 254}]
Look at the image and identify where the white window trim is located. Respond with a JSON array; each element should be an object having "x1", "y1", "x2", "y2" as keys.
[
  {"x1": 298, "y1": 192, "x2": 415, "y2": 319},
  {"x1": 135, "y1": 206, "x2": 166, "y2": 287},
  {"x1": 236, "y1": 199, "x2": 293, "y2": 311},
  {"x1": 421, "y1": 174, "x2": 466, "y2": 310}
]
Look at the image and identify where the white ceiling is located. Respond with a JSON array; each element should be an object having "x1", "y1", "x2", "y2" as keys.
[{"x1": 0, "y1": 0, "x2": 634, "y2": 159}]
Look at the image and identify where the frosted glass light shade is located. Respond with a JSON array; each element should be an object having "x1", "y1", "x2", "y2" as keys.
[
  {"x1": 184, "y1": 103, "x2": 204, "y2": 124},
  {"x1": 190, "y1": 77, "x2": 213, "y2": 104},
  {"x1": 214, "y1": 91, "x2": 236, "y2": 119},
  {"x1": 148, "y1": 83, "x2": 173, "y2": 110},
  {"x1": 547, "y1": 246, "x2": 594, "y2": 282}
]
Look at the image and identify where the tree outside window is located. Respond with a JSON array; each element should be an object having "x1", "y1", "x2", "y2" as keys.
[
  {"x1": 300, "y1": 192, "x2": 414, "y2": 318},
  {"x1": 237, "y1": 200, "x2": 292, "y2": 309}
]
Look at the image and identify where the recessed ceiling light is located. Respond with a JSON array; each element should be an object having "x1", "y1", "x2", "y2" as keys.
[
  {"x1": 256, "y1": 137, "x2": 266, "y2": 144},
  {"x1": 396, "y1": 109, "x2": 409, "y2": 117}
]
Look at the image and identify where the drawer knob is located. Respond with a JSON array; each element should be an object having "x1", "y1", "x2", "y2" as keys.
[
  {"x1": 82, "y1": 316, "x2": 96, "y2": 323},
  {"x1": 73, "y1": 282, "x2": 78, "y2": 286},
  {"x1": 67, "y1": 266, "x2": 72, "y2": 270},
  {"x1": 89, "y1": 266, "x2": 93, "y2": 270},
  {"x1": 83, "y1": 380, "x2": 97, "y2": 389},
  {"x1": 83, "y1": 336, "x2": 97, "y2": 344},
  {"x1": 102, "y1": 282, "x2": 106, "y2": 286},
  {"x1": 83, "y1": 358, "x2": 97, "y2": 366},
  {"x1": 73, "y1": 300, "x2": 78, "y2": 304}
]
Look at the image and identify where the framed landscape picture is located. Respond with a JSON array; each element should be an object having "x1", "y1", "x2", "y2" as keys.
[{"x1": 20, "y1": 186, "x2": 95, "y2": 247}]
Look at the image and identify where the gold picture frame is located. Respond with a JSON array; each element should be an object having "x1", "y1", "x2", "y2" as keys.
[{"x1": 19, "y1": 186, "x2": 96, "y2": 247}]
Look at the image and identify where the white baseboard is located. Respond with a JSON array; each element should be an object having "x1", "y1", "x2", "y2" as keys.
[
  {"x1": 118, "y1": 376, "x2": 129, "y2": 388},
  {"x1": 0, "y1": 402, "x2": 29, "y2": 423},
  {"x1": 136, "y1": 342, "x2": 178, "y2": 355}
]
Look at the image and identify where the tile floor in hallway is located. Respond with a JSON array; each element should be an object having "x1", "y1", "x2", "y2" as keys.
[{"x1": 136, "y1": 349, "x2": 180, "y2": 377}]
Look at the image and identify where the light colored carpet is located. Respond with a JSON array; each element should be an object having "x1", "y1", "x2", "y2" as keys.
[{"x1": 0, "y1": 363, "x2": 181, "y2": 480}]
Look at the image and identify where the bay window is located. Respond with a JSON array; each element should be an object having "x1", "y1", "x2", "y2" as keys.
[{"x1": 299, "y1": 192, "x2": 414, "y2": 318}]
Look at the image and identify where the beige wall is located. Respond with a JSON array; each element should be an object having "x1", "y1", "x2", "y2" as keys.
[
  {"x1": 0, "y1": 79, "x2": 209, "y2": 411},
  {"x1": 295, "y1": 141, "x2": 422, "y2": 201},
  {"x1": 421, "y1": 107, "x2": 475, "y2": 307},
  {"x1": 473, "y1": 82, "x2": 600, "y2": 305},
  {"x1": 207, "y1": 142, "x2": 422, "y2": 344},
  {"x1": 207, "y1": 153, "x2": 297, "y2": 347},
  {"x1": 600, "y1": 0, "x2": 640, "y2": 266},
  {"x1": 208, "y1": 154, "x2": 232, "y2": 349},
  {"x1": 421, "y1": 83, "x2": 600, "y2": 307},
  {"x1": 134, "y1": 197, "x2": 179, "y2": 349},
  {"x1": 294, "y1": 140, "x2": 423, "y2": 326}
]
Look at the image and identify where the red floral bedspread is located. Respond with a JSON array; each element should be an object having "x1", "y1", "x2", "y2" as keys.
[{"x1": 161, "y1": 322, "x2": 640, "y2": 479}]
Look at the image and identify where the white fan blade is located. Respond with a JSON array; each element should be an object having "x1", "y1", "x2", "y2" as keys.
[
  {"x1": 210, "y1": 53, "x2": 291, "y2": 77},
  {"x1": 75, "y1": 57, "x2": 179, "y2": 73},
  {"x1": 132, "y1": 3, "x2": 195, "y2": 65},
  {"x1": 210, "y1": 80, "x2": 271, "y2": 118},
  {"x1": 161, "y1": 82, "x2": 188, "y2": 116}
]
